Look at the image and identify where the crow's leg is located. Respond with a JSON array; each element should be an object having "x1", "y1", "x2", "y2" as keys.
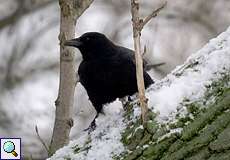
[
  {"x1": 119, "y1": 96, "x2": 133, "y2": 111},
  {"x1": 128, "y1": 96, "x2": 132, "y2": 101},
  {"x1": 84, "y1": 113, "x2": 99, "y2": 133}
]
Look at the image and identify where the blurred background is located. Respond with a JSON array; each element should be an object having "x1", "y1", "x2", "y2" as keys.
[{"x1": 0, "y1": 0, "x2": 229, "y2": 159}]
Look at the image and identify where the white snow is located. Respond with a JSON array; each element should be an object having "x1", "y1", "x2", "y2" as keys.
[
  {"x1": 48, "y1": 100, "x2": 125, "y2": 160},
  {"x1": 157, "y1": 128, "x2": 183, "y2": 142},
  {"x1": 146, "y1": 26, "x2": 230, "y2": 123},
  {"x1": 134, "y1": 125, "x2": 144, "y2": 133}
]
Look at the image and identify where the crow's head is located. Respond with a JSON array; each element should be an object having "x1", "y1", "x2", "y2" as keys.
[{"x1": 64, "y1": 32, "x2": 115, "y2": 60}]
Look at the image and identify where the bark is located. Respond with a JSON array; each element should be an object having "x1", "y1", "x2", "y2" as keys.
[
  {"x1": 49, "y1": 0, "x2": 93, "y2": 156},
  {"x1": 130, "y1": 0, "x2": 166, "y2": 124},
  {"x1": 131, "y1": 0, "x2": 149, "y2": 124}
]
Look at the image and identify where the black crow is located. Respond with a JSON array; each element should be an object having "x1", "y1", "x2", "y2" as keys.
[{"x1": 64, "y1": 32, "x2": 154, "y2": 129}]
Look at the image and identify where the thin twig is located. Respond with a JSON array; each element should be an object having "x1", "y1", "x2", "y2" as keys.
[
  {"x1": 35, "y1": 125, "x2": 49, "y2": 154},
  {"x1": 140, "y1": 2, "x2": 167, "y2": 30},
  {"x1": 131, "y1": 0, "x2": 149, "y2": 124},
  {"x1": 130, "y1": 0, "x2": 167, "y2": 124},
  {"x1": 29, "y1": 154, "x2": 34, "y2": 160},
  {"x1": 142, "y1": 45, "x2": 147, "y2": 56},
  {"x1": 145, "y1": 62, "x2": 166, "y2": 71},
  {"x1": 0, "y1": 0, "x2": 56, "y2": 30}
]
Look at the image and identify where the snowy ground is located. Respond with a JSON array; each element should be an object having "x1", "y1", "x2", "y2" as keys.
[
  {"x1": 48, "y1": 27, "x2": 230, "y2": 160},
  {"x1": 49, "y1": 100, "x2": 125, "y2": 160}
]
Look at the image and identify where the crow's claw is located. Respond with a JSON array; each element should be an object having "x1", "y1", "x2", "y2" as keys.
[{"x1": 84, "y1": 118, "x2": 96, "y2": 133}]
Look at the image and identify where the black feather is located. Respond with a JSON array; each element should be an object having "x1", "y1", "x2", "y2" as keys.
[{"x1": 65, "y1": 32, "x2": 154, "y2": 113}]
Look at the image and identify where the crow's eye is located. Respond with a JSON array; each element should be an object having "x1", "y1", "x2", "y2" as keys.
[{"x1": 85, "y1": 37, "x2": 90, "y2": 41}]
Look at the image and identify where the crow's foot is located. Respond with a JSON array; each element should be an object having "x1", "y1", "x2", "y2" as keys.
[
  {"x1": 84, "y1": 113, "x2": 99, "y2": 133},
  {"x1": 84, "y1": 119, "x2": 96, "y2": 133}
]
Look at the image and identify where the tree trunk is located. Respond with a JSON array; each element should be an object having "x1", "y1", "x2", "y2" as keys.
[{"x1": 49, "y1": 0, "x2": 94, "y2": 156}]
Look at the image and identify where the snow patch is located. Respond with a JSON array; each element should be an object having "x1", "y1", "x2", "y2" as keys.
[
  {"x1": 146, "y1": 26, "x2": 230, "y2": 123},
  {"x1": 48, "y1": 100, "x2": 125, "y2": 160}
]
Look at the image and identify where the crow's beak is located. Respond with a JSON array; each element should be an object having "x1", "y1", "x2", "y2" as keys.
[{"x1": 64, "y1": 38, "x2": 82, "y2": 48}]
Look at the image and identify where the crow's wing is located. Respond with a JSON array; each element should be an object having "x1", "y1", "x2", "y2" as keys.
[
  {"x1": 78, "y1": 56, "x2": 137, "y2": 112},
  {"x1": 79, "y1": 54, "x2": 153, "y2": 97},
  {"x1": 78, "y1": 56, "x2": 136, "y2": 93},
  {"x1": 116, "y1": 46, "x2": 150, "y2": 70}
]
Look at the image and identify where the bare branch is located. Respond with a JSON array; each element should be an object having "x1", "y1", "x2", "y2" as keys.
[
  {"x1": 19, "y1": 19, "x2": 58, "y2": 60},
  {"x1": 140, "y1": 2, "x2": 167, "y2": 30},
  {"x1": 131, "y1": 0, "x2": 148, "y2": 124},
  {"x1": 3, "y1": 19, "x2": 58, "y2": 89},
  {"x1": 131, "y1": 0, "x2": 166, "y2": 124},
  {"x1": 35, "y1": 125, "x2": 49, "y2": 154},
  {"x1": 145, "y1": 62, "x2": 166, "y2": 71},
  {"x1": 142, "y1": 45, "x2": 147, "y2": 56},
  {"x1": 0, "y1": 0, "x2": 56, "y2": 30}
]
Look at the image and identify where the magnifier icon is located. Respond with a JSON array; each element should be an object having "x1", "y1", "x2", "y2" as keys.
[{"x1": 3, "y1": 141, "x2": 18, "y2": 157}]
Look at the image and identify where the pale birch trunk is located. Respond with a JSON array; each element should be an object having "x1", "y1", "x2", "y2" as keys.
[{"x1": 49, "y1": 0, "x2": 94, "y2": 156}]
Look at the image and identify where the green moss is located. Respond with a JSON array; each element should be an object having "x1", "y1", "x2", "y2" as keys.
[
  {"x1": 181, "y1": 90, "x2": 230, "y2": 141},
  {"x1": 123, "y1": 147, "x2": 143, "y2": 160},
  {"x1": 72, "y1": 145, "x2": 81, "y2": 154},
  {"x1": 120, "y1": 107, "x2": 172, "y2": 159},
  {"x1": 173, "y1": 116, "x2": 193, "y2": 129},
  {"x1": 147, "y1": 111, "x2": 158, "y2": 121},
  {"x1": 186, "y1": 103, "x2": 201, "y2": 116},
  {"x1": 160, "y1": 106, "x2": 230, "y2": 160},
  {"x1": 143, "y1": 135, "x2": 177, "y2": 160},
  {"x1": 127, "y1": 125, "x2": 145, "y2": 150},
  {"x1": 208, "y1": 151, "x2": 230, "y2": 160},
  {"x1": 123, "y1": 101, "x2": 136, "y2": 121},
  {"x1": 209, "y1": 123, "x2": 230, "y2": 152},
  {"x1": 139, "y1": 131, "x2": 152, "y2": 146},
  {"x1": 121, "y1": 118, "x2": 143, "y2": 147},
  {"x1": 185, "y1": 148, "x2": 210, "y2": 160},
  {"x1": 152, "y1": 125, "x2": 169, "y2": 141},
  {"x1": 167, "y1": 140, "x2": 184, "y2": 154},
  {"x1": 204, "y1": 74, "x2": 230, "y2": 99},
  {"x1": 118, "y1": 73, "x2": 230, "y2": 159},
  {"x1": 146, "y1": 120, "x2": 159, "y2": 134},
  {"x1": 72, "y1": 137, "x2": 92, "y2": 154}
]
